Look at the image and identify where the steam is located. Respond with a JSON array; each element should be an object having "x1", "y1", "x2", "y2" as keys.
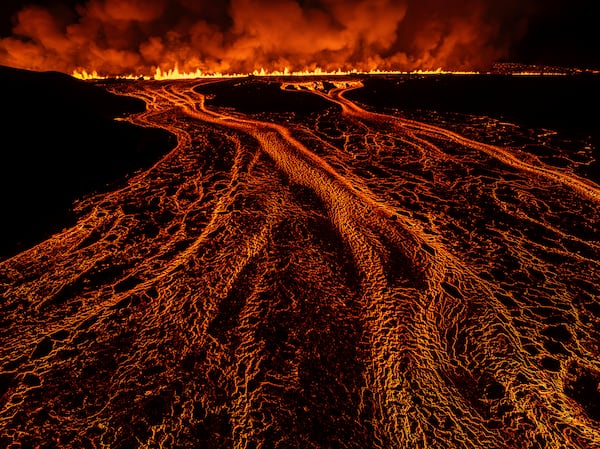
[{"x1": 0, "y1": 0, "x2": 531, "y2": 75}]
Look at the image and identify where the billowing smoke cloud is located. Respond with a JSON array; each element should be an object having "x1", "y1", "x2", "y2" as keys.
[{"x1": 0, "y1": 0, "x2": 534, "y2": 75}]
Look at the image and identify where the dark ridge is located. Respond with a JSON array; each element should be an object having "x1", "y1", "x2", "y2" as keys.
[
  {"x1": 0, "y1": 66, "x2": 146, "y2": 118},
  {"x1": 0, "y1": 65, "x2": 176, "y2": 260},
  {"x1": 194, "y1": 78, "x2": 332, "y2": 113}
]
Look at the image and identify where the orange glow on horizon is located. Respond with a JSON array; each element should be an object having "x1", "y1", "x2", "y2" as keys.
[{"x1": 3, "y1": 0, "x2": 591, "y2": 84}]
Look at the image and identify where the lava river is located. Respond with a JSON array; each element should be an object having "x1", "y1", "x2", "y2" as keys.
[{"x1": 1, "y1": 78, "x2": 599, "y2": 449}]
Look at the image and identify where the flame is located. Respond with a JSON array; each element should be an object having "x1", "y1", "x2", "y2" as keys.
[
  {"x1": 73, "y1": 65, "x2": 483, "y2": 81},
  {"x1": 71, "y1": 64, "x2": 582, "y2": 81}
]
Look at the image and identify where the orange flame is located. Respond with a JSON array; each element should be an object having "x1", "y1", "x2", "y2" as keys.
[{"x1": 72, "y1": 65, "x2": 485, "y2": 80}]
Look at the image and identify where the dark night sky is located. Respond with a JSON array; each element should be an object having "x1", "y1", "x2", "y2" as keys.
[
  {"x1": 0, "y1": 0, "x2": 598, "y2": 72},
  {"x1": 508, "y1": 0, "x2": 599, "y2": 68}
]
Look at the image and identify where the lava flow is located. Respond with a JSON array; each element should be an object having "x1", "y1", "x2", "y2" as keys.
[{"x1": 0, "y1": 76, "x2": 599, "y2": 448}]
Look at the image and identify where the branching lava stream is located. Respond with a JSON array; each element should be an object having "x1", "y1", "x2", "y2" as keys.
[{"x1": 1, "y1": 77, "x2": 599, "y2": 448}]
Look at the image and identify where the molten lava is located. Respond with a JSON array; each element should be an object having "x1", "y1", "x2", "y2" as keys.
[{"x1": 0, "y1": 74, "x2": 599, "y2": 447}]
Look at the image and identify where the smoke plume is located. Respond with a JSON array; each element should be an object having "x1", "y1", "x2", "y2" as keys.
[{"x1": 0, "y1": 0, "x2": 534, "y2": 75}]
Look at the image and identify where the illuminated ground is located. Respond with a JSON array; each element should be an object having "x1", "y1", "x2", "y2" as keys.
[{"x1": 1, "y1": 74, "x2": 599, "y2": 448}]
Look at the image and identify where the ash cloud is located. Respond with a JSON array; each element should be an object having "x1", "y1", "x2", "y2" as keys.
[{"x1": 0, "y1": 0, "x2": 535, "y2": 75}]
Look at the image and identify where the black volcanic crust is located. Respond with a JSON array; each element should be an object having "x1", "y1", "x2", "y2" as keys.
[
  {"x1": 0, "y1": 66, "x2": 175, "y2": 259},
  {"x1": 346, "y1": 73, "x2": 600, "y2": 183},
  {"x1": 347, "y1": 74, "x2": 600, "y2": 134},
  {"x1": 194, "y1": 78, "x2": 333, "y2": 113}
]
